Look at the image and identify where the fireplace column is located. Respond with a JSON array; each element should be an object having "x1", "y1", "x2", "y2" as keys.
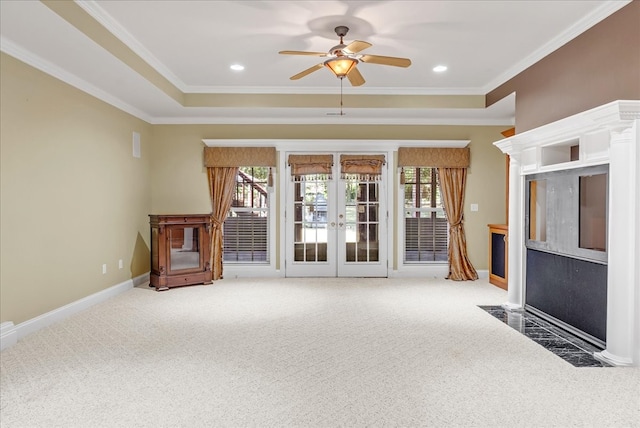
[
  {"x1": 503, "y1": 154, "x2": 525, "y2": 311},
  {"x1": 595, "y1": 123, "x2": 638, "y2": 366}
]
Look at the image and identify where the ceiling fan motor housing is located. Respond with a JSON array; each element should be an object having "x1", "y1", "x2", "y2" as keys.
[{"x1": 334, "y1": 26, "x2": 349, "y2": 37}]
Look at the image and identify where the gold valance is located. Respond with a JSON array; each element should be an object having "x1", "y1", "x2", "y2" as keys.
[
  {"x1": 204, "y1": 147, "x2": 276, "y2": 167},
  {"x1": 340, "y1": 154, "x2": 386, "y2": 180},
  {"x1": 288, "y1": 154, "x2": 334, "y2": 180},
  {"x1": 397, "y1": 147, "x2": 470, "y2": 168}
]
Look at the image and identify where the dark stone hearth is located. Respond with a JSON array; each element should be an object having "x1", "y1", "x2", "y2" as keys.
[{"x1": 479, "y1": 305, "x2": 610, "y2": 367}]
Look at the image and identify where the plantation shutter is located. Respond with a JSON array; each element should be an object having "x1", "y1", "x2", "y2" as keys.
[{"x1": 223, "y1": 211, "x2": 268, "y2": 263}]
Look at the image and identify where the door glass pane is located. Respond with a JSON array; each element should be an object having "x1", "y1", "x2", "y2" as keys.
[
  {"x1": 344, "y1": 180, "x2": 379, "y2": 263},
  {"x1": 293, "y1": 177, "x2": 328, "y2": 262},
  {"x1": 169, "y1": 227, "x2": 200, "y2": 270}
]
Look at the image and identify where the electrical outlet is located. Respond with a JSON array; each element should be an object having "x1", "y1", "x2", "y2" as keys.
[
  {"x1": 102, "y1": 264, "x2": 107, "y2": 274},
  {"x1": 470, "y1": 203, "x2": 479, "y2": 212},
  {"x1": 118, "y1": 259, "x2": 123, "y2": 269}
]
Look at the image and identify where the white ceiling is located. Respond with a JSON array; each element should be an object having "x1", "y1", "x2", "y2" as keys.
[{"x1": 0, "y1": 1, "x2": 630, "y2": 125}]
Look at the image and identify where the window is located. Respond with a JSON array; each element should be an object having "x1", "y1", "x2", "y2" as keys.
[
  {"x1": 223, "y1": 167, "x2": 269, "y2": 263},
  {"x1": 403, "y1": 167, "x2": 448, "y2": 262}
]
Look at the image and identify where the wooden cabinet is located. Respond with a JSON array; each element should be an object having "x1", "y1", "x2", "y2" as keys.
[
  {"x1": 149, "y1": 214, "x2": 213, "y2": 291},
  {"x1": 488, "y1": 224, "x2": 508, "y2": 290}
]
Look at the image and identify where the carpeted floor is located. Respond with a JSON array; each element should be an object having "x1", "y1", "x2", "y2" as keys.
[{"x1": 1, "y1": 277, "x2": 638, "y2": 427}]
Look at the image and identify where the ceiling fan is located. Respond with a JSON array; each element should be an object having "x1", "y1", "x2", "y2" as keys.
[{"x1": 279, "y1": 26, "x2": 411, "y2": 86}]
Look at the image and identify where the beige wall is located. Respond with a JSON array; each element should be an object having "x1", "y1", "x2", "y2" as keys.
[
  {"x1": 150, "y1": 124, "x2": 507, "y2": 273},
  {"x1": 0, "y1": 53, "x2": 152, "y2": 324},
  {"x1": 1, "y1": 52, "x2": 506, "y2": 326}
]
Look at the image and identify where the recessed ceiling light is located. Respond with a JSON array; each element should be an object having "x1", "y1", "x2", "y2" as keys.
[
  {"x1": 433, "y1": 65, "x2": 448, "y2": 73},
  {"x1": 230, "y1": 64, "x2": 245, "y2": 71}
]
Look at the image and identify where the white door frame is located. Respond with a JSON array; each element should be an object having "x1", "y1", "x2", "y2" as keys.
[
  {"x1": 336, "y1": 161, "x2": 388, "y2": 277},
  {"x1": 284, "y1": 150, "x2": 389, "y2": 277},
  {"x1": 284, "y1": 152, "x2": 338, "y2": 277}
]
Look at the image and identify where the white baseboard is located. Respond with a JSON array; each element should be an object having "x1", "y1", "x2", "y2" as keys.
[
  {"x1": 0, "y1": 322, "x2": 18, "y2": 351},
  {"x1": 223, "y1": 265, "x2": 283, "y2": 278},
  {"x1": 389, "y1": 265, "x2": 489, "y2": 279},
  {"x1": 0, "y1": 272, "x2": 149, "y2": 351}
]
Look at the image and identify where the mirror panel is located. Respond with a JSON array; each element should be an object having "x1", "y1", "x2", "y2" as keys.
[{"x1": 169, "y1": 227, "x2": 200, "y2": 270}]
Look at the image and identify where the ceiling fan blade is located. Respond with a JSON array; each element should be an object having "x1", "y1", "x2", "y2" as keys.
[
  {"x1": 360, "y1": 54, "x2": 412, "y2": 67},
  {"x1": 290, "y1": 63, "x2": 324, "y2": 80},
  {"x1": 279, "y1": 50, "x2": 327, "y2": 57},
  {"x1": 347, "y1": 67, "x2": 365, "y2": 86},
  {"x1": 344, "y1": 40, "x2": 372, "y2": 54}
]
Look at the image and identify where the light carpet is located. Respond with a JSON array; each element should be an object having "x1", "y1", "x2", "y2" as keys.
[{"x1": 1, "y1": 277, "x2": 638, "y2": 427}]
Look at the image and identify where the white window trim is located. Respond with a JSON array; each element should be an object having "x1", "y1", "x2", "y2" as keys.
[
  {"x1": 222, "y1": 170, "x2": 278, "y2": 278},
  {"x1": 202, "y1": 139, "x2": 469, "y2": 279},
  {"x1": 393, "y1": 168, "x2": 449, "y2": 278}
]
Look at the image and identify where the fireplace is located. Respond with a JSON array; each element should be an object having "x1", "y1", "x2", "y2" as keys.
[{"x1": 494, "y1": 100, "x2": 640, "y2": 366}]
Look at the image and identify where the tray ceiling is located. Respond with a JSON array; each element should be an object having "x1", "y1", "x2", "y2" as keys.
[{"x1": 0, "y1": 1, "x2": 630, "y2": 125}]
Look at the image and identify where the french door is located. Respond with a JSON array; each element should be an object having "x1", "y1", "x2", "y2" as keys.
[{"x1": 285, "y1": 152, "x2": 387, "y2": 277}]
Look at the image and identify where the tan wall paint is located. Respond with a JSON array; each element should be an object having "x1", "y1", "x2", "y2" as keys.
[
  {"x1": 150, "y1": 124, "x2": 507, "y2": 273},
  {"x1": 0, "y1": 53, "x2": 152, "y2": 324},
  {"x1": 1, "y1": 53, "x2": 506, "y2": 326}
]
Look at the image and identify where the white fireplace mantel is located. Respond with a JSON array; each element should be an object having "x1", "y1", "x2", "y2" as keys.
[{"x1": 493, "y1": 100, "x2": 640, "y2": 366}]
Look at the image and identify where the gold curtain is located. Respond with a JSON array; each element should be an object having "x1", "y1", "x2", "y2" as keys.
[
  {"x1": 340, "y1": 154, "x2": 385, "y2": 180},
  {"x1": 288, "y1": 154, "x2": 333, "y2": 181},
  {"x1": 204, "y1": 147, "x2": 276, "y2": 167},
  {"x1": 397, "y1": 147, "x2": 470, "y2": 168},
  {"x1": 207, "y1": 167, "x2": 238, "y2": 280},
  {"x1": 438, "y1": 167, "x2": 478, "y2": 281}
]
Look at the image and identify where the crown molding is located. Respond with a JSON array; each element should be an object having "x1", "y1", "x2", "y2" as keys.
[
  {"x1": 183, "y1": 85, "x2": 486, "y2": 96},
  {"x1": 482, "y1": 0, "x2": 632, "y2": 93},
  {"x1": 494, "y1": 100, "x2": 640, "y2": 155},
  {"x1": 76, "y1": 0, "x2": 189, "y2": 92},
  {"x1": 202, "y1": 139, "x2": 471, "y2": 150},
  {"x1": 151, "y1": 115, "x2": 513, "y2": 126},
  {"x1": 1, "y1": 35, "x2": 512, "y2": 126},
  {"x1": 55, "y1": 0, "x2": 631, "y2": 100},
  {"x1": 0, "y1": 36, "x2": 153, "y2": 123},
  {"x1": 75, "y1": 1, "x2": 486, "y2": 97}
]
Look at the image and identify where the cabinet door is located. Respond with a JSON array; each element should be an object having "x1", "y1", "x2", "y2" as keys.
[
  {"x1": 488, "y1": 225, "x2": 508, "y2": 290},
  {"x1": 168, "y1": 225, "x2": 203, "y2": 273}
]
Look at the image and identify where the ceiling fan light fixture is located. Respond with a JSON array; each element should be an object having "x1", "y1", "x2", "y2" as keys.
[{"x1": 324, "y1": 57, "x2": 357, "y2": 78}]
